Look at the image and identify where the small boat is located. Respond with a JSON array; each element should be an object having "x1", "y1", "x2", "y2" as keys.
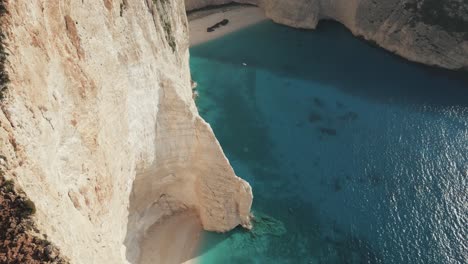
[
  {"x1": 206, "y1": 19, "x2": 230, "y2": 33},
  {"x1": 220, "y1": 19, "x2": 229, "y2": 26}
]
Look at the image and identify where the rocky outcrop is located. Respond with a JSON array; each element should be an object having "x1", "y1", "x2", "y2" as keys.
[
  {"x1": 0, "y1": 0, "x2": 252, "y2": 263},
  {"x1": 185, "y1": 0, "x2": 468, "y2": 70}
]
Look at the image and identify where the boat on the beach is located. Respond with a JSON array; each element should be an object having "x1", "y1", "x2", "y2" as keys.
[{"x1": 207, "y1": 19, "x2": 230, "y2": 32}]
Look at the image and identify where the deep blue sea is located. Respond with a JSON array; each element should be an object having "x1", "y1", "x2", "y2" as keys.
[{"x1": 189, "y1": 21, "x2": 468, "y2": 264}]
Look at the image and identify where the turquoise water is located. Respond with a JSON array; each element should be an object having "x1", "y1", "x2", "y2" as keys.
[{"x1": 190, "y1": 21, "x2": 468, "y2": 264}]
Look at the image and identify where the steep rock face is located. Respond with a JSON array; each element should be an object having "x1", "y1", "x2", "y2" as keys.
[
  {"x1": 186, "y1": 0, "x2": 468, "y2": 70},
  {"x1": 0, "y1": 0, "x2": 252, "y2": 263}
]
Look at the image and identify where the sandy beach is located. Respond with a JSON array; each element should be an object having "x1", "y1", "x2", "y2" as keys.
[
  {"x1": 189, "y1": 6, "x2": 267, "y2": 46},
  {"x1": 138, "y1": 211, "x2": 202, "y2": 264}
]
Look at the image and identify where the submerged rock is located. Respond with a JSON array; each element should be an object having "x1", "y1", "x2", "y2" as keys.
[
  {"x1": 318, "y1": 127, "x2": 337, "y2": 136},
  {"x1": 336, "y1": 102, "x2": 345, "y2": 109},
  {"x1": 308, "y1": 111, "x2": 322, "y2": 123},
  {"x1": 312, "y1": 97, "x2": 325, "y2": 108},
  {"x1": 338, "y1": 111, "x2": 359, "y2": 121},
  {"x1": 251, "y1": 211, "x2": 287, "y2": 237},
  {"x1": 367, "y1": 172, "x2": 383, "y2": 186},
  {"x1": 332, "y1": 178, "x2": 342, "y2": 192}
]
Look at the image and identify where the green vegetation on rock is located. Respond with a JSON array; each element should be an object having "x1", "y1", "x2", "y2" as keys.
[
  {"x1": 405, "y1": 0, "x2": 468, "y2": 38},
  {"x1": 153, "y1": 0, "x2": 177, "y2": 52},
  {"x1": 0, "y1": 0, "x2": 9, "y2": 101}
]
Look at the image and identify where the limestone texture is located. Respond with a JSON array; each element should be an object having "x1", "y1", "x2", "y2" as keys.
[
  {"x1": 186, "y1": 0, "x2": 468, "y2": 70},
  {"x1": 0, "y1": 0, "x2": 252, "y2": 263}
]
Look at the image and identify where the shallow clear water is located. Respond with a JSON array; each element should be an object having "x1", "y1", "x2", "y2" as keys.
[{"x1": 190, "y1": 21, "x2": 468, "y2": 264}]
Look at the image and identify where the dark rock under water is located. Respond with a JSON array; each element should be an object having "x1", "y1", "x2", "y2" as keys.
[{"x1": 191, "y1": 20, "x2": 468, "y2": 264}]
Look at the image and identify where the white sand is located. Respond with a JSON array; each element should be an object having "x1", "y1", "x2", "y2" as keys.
[
  {"x1": 138, "y1": 211, "x2": 203, "y2": 264},
  {"x1": 189, "y1": 6, "x2": 267, "y2": 46}
]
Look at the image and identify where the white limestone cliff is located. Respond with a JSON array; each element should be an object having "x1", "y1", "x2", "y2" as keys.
[
  {"x1": 0, "y1": 0, "x2": 252, "y2": 263},
  {"x1": 0, "y1": 0, "x2": 465, "y2": 262},
  {"x1": 186, "y1": 0, "x2": 468, "y2": 70}
]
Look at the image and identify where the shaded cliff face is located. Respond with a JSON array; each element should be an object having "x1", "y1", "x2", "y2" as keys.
[
  {"x1": 0, "y1": 0, "x2": 252, "y2": 263},
  {"x1": 186, "y1": 0, "x2": 256, "y2": 10},
  {"x1": 186, "y1": 0, "x2": 468, "y2": 70}
]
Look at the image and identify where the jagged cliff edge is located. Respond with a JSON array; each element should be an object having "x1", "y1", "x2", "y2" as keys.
[{"x1": 0, "y1": 0, "x2": 252, "y2": 263}]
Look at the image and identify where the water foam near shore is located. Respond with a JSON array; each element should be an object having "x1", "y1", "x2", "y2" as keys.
[{"x1": 190, "y1": 20, "x2": 468, "y2": 263}]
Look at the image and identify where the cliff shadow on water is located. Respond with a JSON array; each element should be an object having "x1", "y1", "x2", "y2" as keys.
[
  {"x1": 191, "y1": 20, "x2": 468, "y2": 108},
  {"x1": 190, "y1": 19, "x2": 468, "y2": 264}
]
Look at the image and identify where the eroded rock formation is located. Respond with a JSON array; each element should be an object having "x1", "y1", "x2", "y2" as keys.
[
  {"x1": 0, "y1": 0, "x2": 252, "y2": 263},
  {"x1": 186, "y1": 0, "x2": 468, "y2": 70}
]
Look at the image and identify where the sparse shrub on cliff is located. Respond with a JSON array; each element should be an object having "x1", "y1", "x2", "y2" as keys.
[
  {"x1": 0, "y1": 176, "x2": 37, "y2": 217},
  {"x1": 22, "y1": 198, "x2": 37, "y2": 216},
  {"x1": 405, "y1": 0, "x2": 468, "y2": 38},
  {"x1": 2, "y1": 178, "x2": 14, "y2": 192},
  {"x1": 153, "y1": 0, "x2": 177, "y2": 52},
  {"x1": 0, "y1": 0, "x2": 8, "y2": 101},
  {"x1": 119, "y1": 0, "x2": 130, "y2": 17},
  {"x1": 0, "y1": 175, "x2": 68, "y2": 263}
]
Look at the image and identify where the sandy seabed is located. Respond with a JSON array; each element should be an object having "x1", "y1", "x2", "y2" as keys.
[{"x1": 138, "y1": 211, "x2": 202, "y2": 264}]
